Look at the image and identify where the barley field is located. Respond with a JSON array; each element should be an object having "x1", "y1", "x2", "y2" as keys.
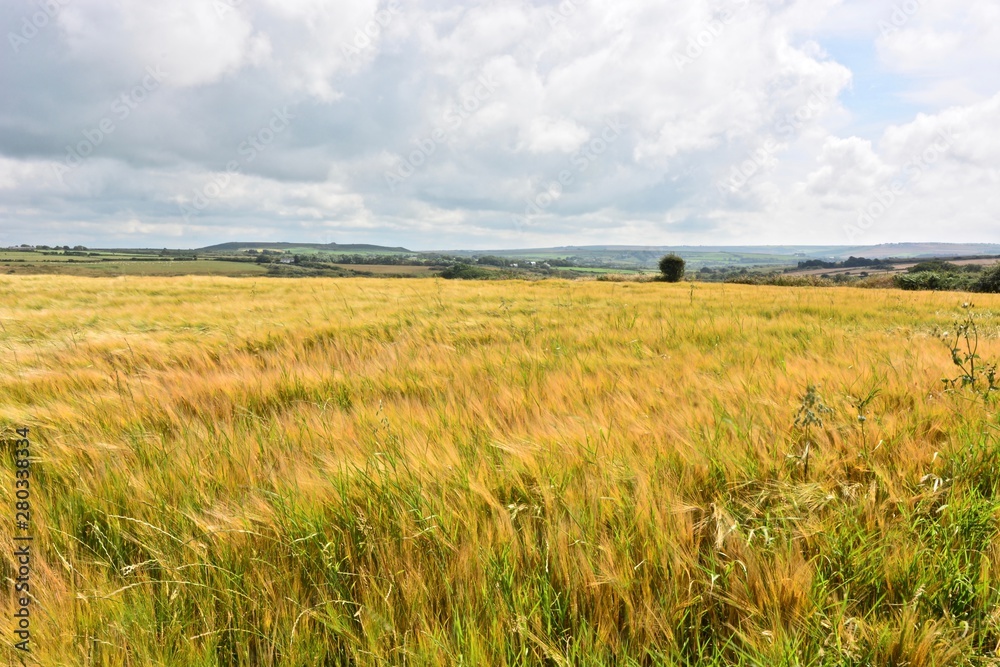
[{"x1": 3, "y1": 276, "x2": 1000, "y2": 665}]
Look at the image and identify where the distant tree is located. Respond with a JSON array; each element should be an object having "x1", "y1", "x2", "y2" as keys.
[
  {"x1": 976, "y1": 263, "x2": 1000, "y2": 293},
  {"x1": 657, "y1": 254, "x2": 686, "y2": 283},
  {"x1": 909, "y1": 260, "x2": 959, "y2": 274},
  {"x1": 440, "y1": 263, "x2": 491, "y2": 280},
  {"x1": 73, "y1": 245, "x2": 87, "y2": 251},
  {"x1": 798, "y1": 259, "x2": 837, "y2": 270}
]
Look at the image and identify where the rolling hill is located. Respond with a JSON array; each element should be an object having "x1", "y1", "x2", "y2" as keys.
[{"x1": 197, "y1": 241, "x2": 412, "y2": 253}]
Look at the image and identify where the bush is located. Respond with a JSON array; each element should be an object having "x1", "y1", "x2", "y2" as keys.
[
  {"x1": 908, "y1": 260, "x2": 960, "y2": 274},
  {"x1": 975, "y1": 263, "x2": 1000, "y2": 293},
  {"x1": 894, "y1": 271, "x2": 973, "y2": 291},
  {"x1": 855, "y1": 274, "x2": 896, "y2": 289},
  {"x1": 895, "y1": 272, "x2": 942, "y2": 290},
  {"x1": 657, "y1": 254, "x2": 686, "y2": 283},
  {"x1": 440, "y1": 263, "x2": 492, "y2": 280}
]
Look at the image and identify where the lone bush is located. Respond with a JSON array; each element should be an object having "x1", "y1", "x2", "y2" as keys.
[{"x1": 657, "y1": 254, "x2": 686, "y2": 283}]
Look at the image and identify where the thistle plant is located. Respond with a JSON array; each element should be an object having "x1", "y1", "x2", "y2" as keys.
[
  {"x1": 942, "y1": 303, "x2": 999, "y2": 400},
  {"x1": 792, "y1": 384, "x2": 833, "y2": 480}
]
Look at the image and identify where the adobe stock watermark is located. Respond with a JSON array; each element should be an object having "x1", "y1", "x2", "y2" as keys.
[
  {"x1": 179, "y1": 106, "x2": 295, "y2": 221},
  {"x1": 51, "y1": 66, "x2": 167, "y2": 184},
  {"x1": 545, "y1": 0, "x2": 584, "y2": 28},
  {"x1": 716, "y1": 139, "x2": 781, "y2": 196},
  {"x1": 675, "y1": 0, "x2": 754, "y2": 71},
  {"x1": 512, "y1": 118, "x2": 624, "y2": 231},
  {"x1": 8, "y1": 0, "x2": 71, "y2": 54},
  {"x1": 341, "y1": 0, "x2": 401, "y2": 63},
  {"x1": 383, "y1": 71, "x2": 498, "y2": 192},
  {"x1": 717, "y1": 84, "x2": 837, "y2": 195},
  {"x1": 844, "y1": 127, "x2": 956, "y2": 243},
  {"x1": 878, "y1": 0, "x2": 924, "y2": 38},
  {"x1": 213, "y1": 0, "x2": 246, "y2": 19}
]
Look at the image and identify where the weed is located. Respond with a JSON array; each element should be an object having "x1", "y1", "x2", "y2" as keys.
[
  {"x1": 941, "y1": 303, "x2": 999, "y2": 399},
  {"x1": 791, "y1": 384, "x2": 833, "y2": 480}
]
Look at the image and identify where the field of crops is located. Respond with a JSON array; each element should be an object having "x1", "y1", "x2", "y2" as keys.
[{"x1": 3, "y1": 276, "x2": 1000, "y2": 665}]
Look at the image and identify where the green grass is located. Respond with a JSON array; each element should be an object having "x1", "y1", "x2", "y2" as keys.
[
  {"x1": 0, "y1": 251, "x2": 151, "y2": 262},
  {"x1": 448, "y1": 249, "x2": 801, "y2": 270},
  {"x1": 1, "y1": 257, "x2": 268, "y2": 276},
  {"x1": 331, "y1": 264, "x2": 436, "y2": 275}
]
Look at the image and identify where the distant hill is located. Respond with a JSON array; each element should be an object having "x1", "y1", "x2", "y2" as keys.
[
  {"x1": 447, "y1": 243, "x2": 1000, "y2": 259},
  {"x1": 191, "y1": 241, "x2": 1000, "y2": 270},
  {"x1": 454, "y1": 245, "x2": 839, "y2": 255},
  {"x1": 198, "y1": 241, "x2": 411, "y2": 253},
  {"x1": 438, "y1": 242, "x2": 1000, "y2": 270},
  {"x1": 829, "y1": 243, "x2": 1000, "y2": 260}
]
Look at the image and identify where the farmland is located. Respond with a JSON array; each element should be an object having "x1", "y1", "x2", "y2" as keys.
[
  {"x1": 3, "y1": 276, "x2": 1000, "y2": 665},
  {"x1": 0, "y1": 250, "x2": 269, "y2": 277}
]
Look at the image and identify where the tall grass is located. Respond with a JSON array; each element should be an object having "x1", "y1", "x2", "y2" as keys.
[{"x1": 2, "y1": 275, "x2": 1000, "y2": 665}]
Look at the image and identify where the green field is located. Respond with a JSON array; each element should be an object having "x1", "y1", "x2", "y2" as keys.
[
  {"x1": 1, "y1": 255, "x2": 268, "y2": 277},
  {"x1": 331, "y1": 264, "x2": 437, "y2": 276},
  {"x1": 447, "y1": 249, "x2": 802, "y2": 271},
  {"x1": 0, "y1": 251, "x2": 153, "y2": 263}
]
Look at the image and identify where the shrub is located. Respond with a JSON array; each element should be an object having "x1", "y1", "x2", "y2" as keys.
[
  {"x1": 894, "y1": 271, "x2": 974, "y2": 291},
  {"x1": 855, "y1": 274, "x2": 896, "y2": 289},
  {"x1": 440, "y1": 263, "x2": 492, "y2": 280},
  {"x1": 657, "y1": 254, "x2": 686, "y2": 283},
  {"x1": 895, "y1": 272, "x2": 942, "y2": 290},
  {"x1": 975, "y1": 263, "x2": 1000, "y2": 293},
  {"x1": 909, "y1": 260, "x2": 960, "y2": 274}
]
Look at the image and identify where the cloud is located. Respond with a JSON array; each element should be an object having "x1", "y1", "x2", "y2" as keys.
[
  {"x1": 57, "y1": 0, "x2": 264, "y2": 88},
  {"x1": 804, "y1": 136, "x2": 894, "y2": 208},
  {"x1": 874, "y1": 0, "x2": 1000, "y2": 106},
  {"x1": 523, "y1": 117, "x2": 589, "y2": 154},
  {"x1": 0, "y1": 0, "x2": 998, "y2": 248}
]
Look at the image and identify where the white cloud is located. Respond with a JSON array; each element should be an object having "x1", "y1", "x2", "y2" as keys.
[
  {"x1": 0, "y1": 0, "x2": 998, "y2": 248},
  {"x1": 804, "y1": 137, "x2": 894, "y2": 208},
  {"x1": 58, "y1": 0, "x2": 263, "y2": 88},
  {"x1": 875, "y1": 0, "x2": 1000, "y2": 106},
  {"x1": 523, "y1": 117, "x2": 589, "y2": 154}
]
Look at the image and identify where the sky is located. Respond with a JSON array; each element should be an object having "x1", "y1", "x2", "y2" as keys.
[{"x1": 1, "y1": 0, "x2": 999, "y2": 250}]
